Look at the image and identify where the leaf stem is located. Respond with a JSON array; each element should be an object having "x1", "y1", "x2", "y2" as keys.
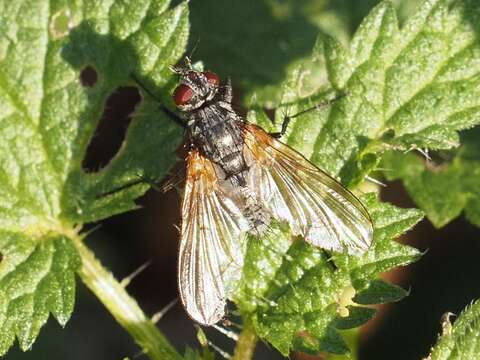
[
  {"x1": 71, "y1": 233, "x2": 182, "y2": 360},
  {"x1": 232, "y1": 321, "x2": 258, "y2": 360}
]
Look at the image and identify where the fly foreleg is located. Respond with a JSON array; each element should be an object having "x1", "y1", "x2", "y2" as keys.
[{"x1": 132, "y1": 74, "x2": 188, "y2": 129}]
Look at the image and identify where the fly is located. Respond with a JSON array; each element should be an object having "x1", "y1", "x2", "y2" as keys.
[{"x1": 138, "y1": 58, "x2": 373, "y2": 326}]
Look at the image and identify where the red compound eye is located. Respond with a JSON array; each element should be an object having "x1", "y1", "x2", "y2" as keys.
[
  {"x1": 174, "y1": 84, "x2": 193, "y2": 106},
  {"x1": 203, "y1": 71, "x2": 220, "y2": 86}
]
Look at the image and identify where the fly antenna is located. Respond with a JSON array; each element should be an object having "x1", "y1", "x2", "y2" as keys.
[
  {"x1": 184, "y1": 55, "x2": 192, "y2": 69},
  {"x1": 170, "y1": 55, "x2": 194, "y2": 74},
  {"x1": 169, "y1": 64, "x2": 183, "y2": 74}
]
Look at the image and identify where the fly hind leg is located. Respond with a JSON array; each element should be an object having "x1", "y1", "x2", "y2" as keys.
[{"x1": 269, "y1": 92, "x2": 348, "y2": 139}]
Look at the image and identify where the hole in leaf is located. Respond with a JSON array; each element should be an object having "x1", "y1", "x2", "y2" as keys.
[
  {"x1": 50, "y1": 9, "x2": 72, "y2": 38},
  {"x1": 80, "y1": 65, "x2": 98, "y2": 87},
  {"x1": 82, "y1": 86, "x2": 141, "y2": 173}
]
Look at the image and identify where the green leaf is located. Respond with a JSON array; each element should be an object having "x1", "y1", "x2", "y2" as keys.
[
  {"x1": 188, "y1": 0, "x2": 420, "y2": 107},
  {"x1": 426, "y1": 300, "x2": 480, "y2": 360},
  {"x1": 353, "y1": 279, "x2": 408, "y2": 305},
  {"x1": 382, "y1": 128, "x2": 480, "y2": 228},
  {"x1": 0, "y1": 233, "x2": 80, "y2": 352},
  {"x1": 250, "y1": 0, "x2": 480, "y2": 187},
  {"x1": 235, "y1": 194, "x2": 422, "y2": 356},
  {"x1": 0, "y1": 0, "x2": 188, "y2": 354},
  {"x1": 188, "y1": 0, "x2": 322, "y2": 107}
]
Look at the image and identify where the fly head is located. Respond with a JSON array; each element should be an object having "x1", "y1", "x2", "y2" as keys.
[{"x1": 172, "y1": 60, "x2": 220, "y2": 112}]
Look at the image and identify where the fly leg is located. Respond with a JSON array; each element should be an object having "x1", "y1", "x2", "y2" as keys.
[
  {"x1": 160, "y1": 105, "x2": 189, "y2": 130},
  {"x1": 134, "y1": 78, "x2": 188, "y2": 129},
  {"x1": 95, "y1": 163, "x2": 187, "y2": 199},
  {"x1": 94, "y1": 172, "x2": 163, "y2": 200},
  {"x1": 269, "y1": 92, "x2": 347, "y2": 139},
  {"x1": 131, "y1": 74, "x2": 188, "y2": 129}
]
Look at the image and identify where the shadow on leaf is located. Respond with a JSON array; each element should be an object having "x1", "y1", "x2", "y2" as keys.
[{"x1": 60, "y1": 21, "x2": 183, "y2": 223}]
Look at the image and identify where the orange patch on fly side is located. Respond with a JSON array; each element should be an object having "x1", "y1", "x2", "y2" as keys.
[
  {"x1": 244, "y1": 123, "x2": 312, "y2": 166},
  {"x1": 243, "y1": 124, "x2": 275, "y2": 164},
  {"x1": 186, "y1": 150, "x2": 217, "y2": 184}
]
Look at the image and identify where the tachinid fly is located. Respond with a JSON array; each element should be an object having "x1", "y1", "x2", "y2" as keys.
[{"x1": 159, "y1": 58, "x2": 373, "y2": 325}]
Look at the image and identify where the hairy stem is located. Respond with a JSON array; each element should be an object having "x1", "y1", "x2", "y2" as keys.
[
  {"x1": 72, "y1": 234, "x2": 182, "y2": 360},
  {"x1": 232, "y1": 321, "x2": 258, "y2": 360}
]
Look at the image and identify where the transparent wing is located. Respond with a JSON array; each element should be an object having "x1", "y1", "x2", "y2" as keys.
[
  {"x1": 243, "y1": 123, "x2": 373, "y2": 254},
  {"x1": 178, "y1": 150, "x2": 248, "y2": 325}
]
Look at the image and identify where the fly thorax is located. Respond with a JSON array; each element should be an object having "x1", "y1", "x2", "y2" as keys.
[{"x1": 189, "y1": 106, "x2": 247, "y2": 179}]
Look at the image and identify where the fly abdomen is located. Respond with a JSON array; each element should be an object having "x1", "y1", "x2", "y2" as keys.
[{"x1": 220, "y1": 151, "x2": 248, "y2": 185}]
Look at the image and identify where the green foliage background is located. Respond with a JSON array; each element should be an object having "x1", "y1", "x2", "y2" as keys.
[{"x1": 0, "y1": 0, "x2": 479, "y2": 359}]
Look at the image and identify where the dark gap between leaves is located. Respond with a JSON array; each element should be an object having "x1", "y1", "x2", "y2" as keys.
[
  {"x1": 425, "y1": 150, "x2": 453, "y2": 168},
  {"x1": 80, "y1": 65, "x2": 98, "y2": 87},
  {"x1": 82, "y1": 86, "x2": 141, "y2": 173}
]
